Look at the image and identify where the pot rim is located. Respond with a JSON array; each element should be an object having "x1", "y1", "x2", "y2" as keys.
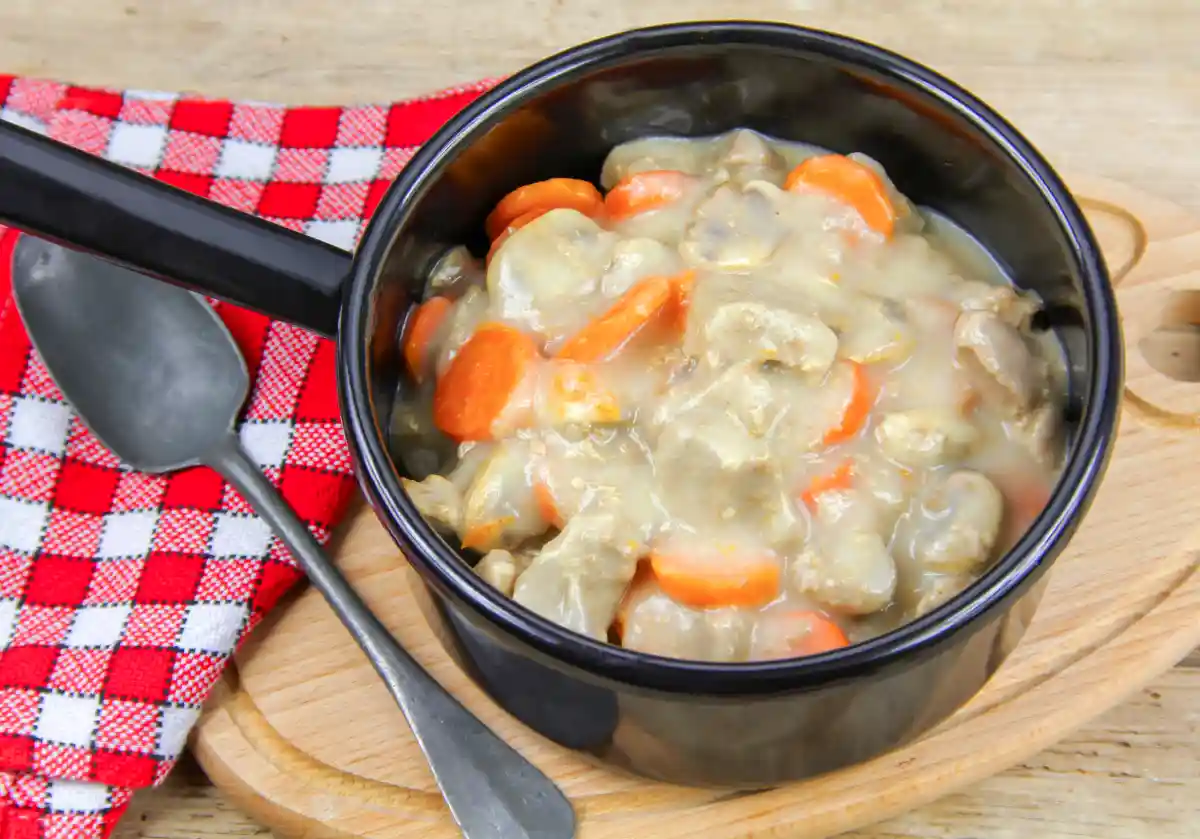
[{"x1": 340, "y1": 21, "x2": 1122, "y2": 696}]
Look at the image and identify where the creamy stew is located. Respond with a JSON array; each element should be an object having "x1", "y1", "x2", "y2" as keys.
[{"x1": 391, "y1": 129, "x2": 1067, "y2": 662}]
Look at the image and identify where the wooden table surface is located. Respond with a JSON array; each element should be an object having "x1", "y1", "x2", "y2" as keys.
[{"x1": 2, "y1": 1, "x2": 1198, "y2": 836}]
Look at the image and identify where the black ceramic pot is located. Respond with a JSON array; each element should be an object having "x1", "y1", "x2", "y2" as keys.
[{"x1": 0, "y1": 22, "x2": 1121, "y2": 787}]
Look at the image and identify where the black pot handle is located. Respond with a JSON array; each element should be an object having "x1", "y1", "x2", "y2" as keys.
[{"x1": 0, "y1": 121, "x2": 353, "y2": 338}]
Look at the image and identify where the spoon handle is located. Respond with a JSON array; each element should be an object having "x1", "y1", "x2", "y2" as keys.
[{"x1": 205, "y1": 434, "x2": 576, "y2": 839}]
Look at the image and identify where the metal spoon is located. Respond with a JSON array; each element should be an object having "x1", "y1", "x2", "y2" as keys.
[{"x1": 10, "y1": 237, "x2": 575, "y2": 839}]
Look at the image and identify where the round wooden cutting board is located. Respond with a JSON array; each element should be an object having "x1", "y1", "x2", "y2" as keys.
[{"x1": 190, "y1": 175, "x2": 1200, "y2": 839}]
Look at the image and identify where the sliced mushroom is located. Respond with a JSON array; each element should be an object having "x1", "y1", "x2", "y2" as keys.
[
  {"x1": 599, "y1": 237, "x2": 682, "y2": 299},
  {"x1": 486, "y1": 208, "x2": 619, "y2": 339},
  {"x1": 402, "y1": 474, "x2": 462, "y2": 534},
  {"x1": 907, "y1": 470, "x2": 1004, "y2": 574},
  {"x1": 955, "y1": 310, "x2": 1047, "y2": 414},
  {"x1": 790, "y1": 528, "x2": 897, "y2": 615},
  {"x1": 876, "y1": 408, "x2": 978, "y2": 467},
  {"x1": 684, "y1": 299, "x2": 838, "y2": 376},
  {"x1": 600, "y1": 136, "x2": 708, "y2": 189},
  {"x1": 680, "y1": 185, "x2": 785, "y2": 270}
]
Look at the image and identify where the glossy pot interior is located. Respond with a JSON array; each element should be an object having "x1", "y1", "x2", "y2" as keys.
[{"x1": 343, "y1": 23, "x2": 1121, "y2": 786}]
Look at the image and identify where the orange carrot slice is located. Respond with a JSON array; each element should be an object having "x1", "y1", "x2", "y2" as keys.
[
  {"x1": 485, "y1": 208, "x2": 547, "y2": 265},
  {"x1": 484, "y1": 179, "x2": 603, "y2": 240},
  {"x1": 433, "y1": 323, "x2": 539, "y2": 442},
  {"x1": 649, "y1": 549, "x2": 781, "y2": 609},
  {"x1": 402, "y1": 296, "x2": 453, "y2": 384},
  {"x1": 533, "y1": 481, "x2": 565, "y2": 529},
  {"x1": 556, "y1": 275, "x2": 673, "y2": 362},
  {"x1": 784, "y1": 155, "x2": 896, "y2": 238},
  {"x1": 823, "y1": 362, "x2": 874, "y2": 446},
  {"x1": 460, "y1": 517, "x2": 515, "y2": 551},
  {"x1": 660, "y1": 270, "x2": 698, "y2": 335},
  {"x1": 800, "y1": 459, "x2": 855, "y2": 510},
  {"x1": 605, "y1": 170, "x2": 695, "y2": 221},
  {"x1": 760, "y1": 611, "x2": 850, "y2": 658}
]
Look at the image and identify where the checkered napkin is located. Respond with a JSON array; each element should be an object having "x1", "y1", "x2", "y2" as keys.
[{"x1": 0, "y1": 74, "x2": 496, "y2": 838}]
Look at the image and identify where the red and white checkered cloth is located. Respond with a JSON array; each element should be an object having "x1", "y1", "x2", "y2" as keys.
[{"x1": 0, "y1": 74, "x2": 497, "y2": 839}]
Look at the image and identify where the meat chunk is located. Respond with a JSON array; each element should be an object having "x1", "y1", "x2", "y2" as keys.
[
  {"x1": 402, "y1": 474, "x2": 461, "y2": 533},
  {"x1": 460, "y1": 441, "x2": 550, "y2": 551},
  {"x1": 684, "y1": 299, "x2": 838, "y2": 376},
  {"x1": 511, "y1": 512, "x2": 641, "y2": 640},
  {"x1": 715, "y1": 129, "x2": 788, "y2": 186},
  {"x1": 876, "y1": 408, "x2": 978, "y2": 467},
  {"x1": 951, "y1": 280, "x2": 1042, "y2": 330},
  {"x1": 834, "y1": 298, "x2": 914, "y2": 365},
  {"x1": 790, "y1": 528, "x2": 897, "y2": 615},
  {"x1": 473, "y1": 549, "x2": 529, "y2": 596},
  {"x1": 955, "y1": 310, "x2": 1047, "y2": 414},
  {"x1": 907, "y1": 470, "x2": 1004, "y2": 573},
  {"x1": 619, "y1": 577, "x2": 754, "y2": 662},
  {"x1": 912, "y1": 573, "x2": 972, "y2": 617},
  {"x1": 1007, "y1": 402, "x2": 1062, "y2": 468}
]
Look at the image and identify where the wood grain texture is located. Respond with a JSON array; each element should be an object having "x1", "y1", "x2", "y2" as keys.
[{"x1": 5, "y1": 1, "x2": 1200, "y2": 837}]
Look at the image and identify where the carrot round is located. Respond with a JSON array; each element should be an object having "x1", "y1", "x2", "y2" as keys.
[
  {"x1": 800, "y1": 459, "x2": 855, "y2": 510},
  {"x1": 484, "y1": 179, "x2": 603, "y2": 241},
  {"x1": 433, "y1": 323, "x2": 539, "y2": 442},
  {"x1": 486, "y1": 208, "x2": 547, "y2": 265},
  {"x1": 605, "y1": 170, "x2": 695, "y2": 221},
  {"x1": 556, "y1": 275, "x2": 673, "y2": 362},
  {"x1": 823, "y1": 362, "x2": 874, "y2": 446},
  {"x1": 762, "y1": 611, "x2": 850, "y2": 658},
  {"x1": 784, "y1": 155, "x2": 896, "y2": 238},
  {"x1": 533, "y1": 481, "x2": 564, "y2": 529},
  {"x1": 650, "y1": 549, "x2": 781, "y2": 609},
  {"x1": 402, "y1": 296, "x2": 453, "y2": 384},
  {"x1": 460, "y1": 517, "x2": 514, "y2": 551}
]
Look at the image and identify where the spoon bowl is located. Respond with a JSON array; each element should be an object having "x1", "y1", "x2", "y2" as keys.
[{"x1": 12, "y1": 238, "x2": 248, "y2": 471}]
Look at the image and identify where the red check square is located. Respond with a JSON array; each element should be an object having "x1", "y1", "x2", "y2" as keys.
[
  {"x1": 279, "y1": 107, "x2": 342, "y2": 148},
  {"x1": 135, "y1": 554, "x2": 205, "y2": 604},
  {"x1": 257, "y1": 182, "x2": 322, "y2": 219},
  {"x1": 0, "y1": 647, "x2": 59, "y2": 689},
  {"x1": 53, "y1": 460, "x2": 121, "y2": 516},
  {"x1": 169, "y1": 99, "x2": 233, "y2": 136},
  {"x1": 92, "y1": 750, "x2": 155, "y2": 787},
  {"x1": 103, "y1": 648, "x2": 173, "y2": 703},
  {"x1": 22, "y1": 557, "x2": 95, "y2": 607},
  {"x1": 161, "y1": 468, "x2": 224, "y2": 512}
]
